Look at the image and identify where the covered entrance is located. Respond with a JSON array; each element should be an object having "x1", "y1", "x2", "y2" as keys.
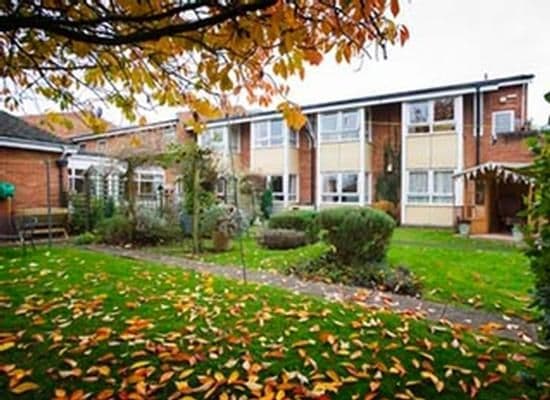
[{"x1": 454, "y1": 162, "x2": 533, "y2": 235}]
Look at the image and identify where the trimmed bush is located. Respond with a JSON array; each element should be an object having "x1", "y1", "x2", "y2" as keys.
[
  {"x1": 318, "y1": 207, "x2": 395, "y2": 264},
  {"x1": 257, "y1": 228, "x2": 307, "y2": 249},
  {"x1": 73, "y1": 232, "x2": 97, "y2": 245},
  {"x1": 268, "y1": 209, "x2": 320, "y2": 242},
  {"x1": 96, "y1": 214, "x2": 134, "y2": 245}
]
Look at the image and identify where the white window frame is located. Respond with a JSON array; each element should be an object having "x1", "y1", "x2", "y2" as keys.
[
  {"x1": 162, "y1": 126, "x2": 177, "y2": 145},
  {"x1": 266, "y1": 175, "x2": 284, "y2": 202},
  {"x1": 406, "y1": 169, "x2": 454, "y2": 205},
  {"x1": 68, "y1": 168, "x2": 86, "y2": 193},
  {"x1": 407, "y1": 97, "x2": 456, "y2": 135},
  {"x1": 321, "y1": 172, "x2": 360, "y2": 204},
  {"x1": 135, "y1": 170, "x2": 165, "y2": 199},
  {"x1": 492, "y1": 110, "x2": 515, "y2": 137},
  {"x1": 320, "y1": 109, "x2": 361, "y2": 142},
  {"x1": 200, "y1": 127, "x2": 226, "y2": 152},
  {"x1": 254, "y1": 119, "x2": 285, "y2": 148}
]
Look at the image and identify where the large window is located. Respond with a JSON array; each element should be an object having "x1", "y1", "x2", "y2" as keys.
[
  {"x1": 408, "y1": 97, "x2": 455, "y2": 134},
  {"x1": 407, "y1": 170, "x2": 454, "y2": 204},
  {"x1": 254, "y1": 119, "x2": 284, "y2": 148},
  {"x1": 492, "y1": 110, "x2": 514, "y2": 136},
  {"x1": 320, "y1": 109, "x2": 361, "y2": 142},
  {"x1": 201, "y1": 128, "x2": 225, "y2": 151},
  {"x1": 135, "y1": 172, "x2": 164, "y2": 199},
  {"x1": 322, "y1": 172, "x2": 359, "y2": 203}
]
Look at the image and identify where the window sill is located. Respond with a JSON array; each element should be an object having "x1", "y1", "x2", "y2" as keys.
[
  {"x1": 320, "y1": 137, "x2": 360, "y2": 144},
  {"x1": 405, "y1": 202, "x2": 454, "y2": 207}
]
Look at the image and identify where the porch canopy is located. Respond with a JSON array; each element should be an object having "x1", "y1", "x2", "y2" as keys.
[{"x1": 453, "y1": 161, "x2": 533, "y2": 184}]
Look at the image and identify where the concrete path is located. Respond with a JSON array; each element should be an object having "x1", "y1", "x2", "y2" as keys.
[{"x1": 86, "y1": 245, "x2": 540, "y2": 343}]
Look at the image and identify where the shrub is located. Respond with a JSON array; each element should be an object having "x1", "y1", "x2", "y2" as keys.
[
  {"x1": 318, "y1": 207, "x2": 395, "y2": 264},
  {"x1": 268, "y1": 210, "x2": 319, "y2": 242},
  {"x1": 288, "y1": 255, "x2": 421, "y2": 296},
  {"x1": 68, "y1": 194, "x2": 105, "y2": 234},
  {"x1": 372, "y1": 200, "x2": 398, "y2": 221},
  {"x1": 73, "y1": 232, "x2": 97, "y2": 245},
  {"x1": 257, "y1": 228, "x2": 307, "y2": 249},
  {"x1": 201, "y1": 205, "x2": 248, "y2": 238},
  {"x1": 525, "y1": 130, "x2": 550, "y2": 341},
  {"x1": 134, "y1": 208, "x2": 182, "y2": 245},
  {"x1": 260, "y1": 188, "x2": 273, "y2": 219},
  {"x1": 96, "y1": 214, "x2": 134, "y2": 245}
]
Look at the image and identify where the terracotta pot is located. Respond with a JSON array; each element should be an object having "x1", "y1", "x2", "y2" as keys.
[{"x1": 212, "y1": 231, "x2": 232, "y2": 252}]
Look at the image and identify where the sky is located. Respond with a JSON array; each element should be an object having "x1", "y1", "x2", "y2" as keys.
[{"x1": 12, "y1": 0, "x2": 550, "y2": 127}]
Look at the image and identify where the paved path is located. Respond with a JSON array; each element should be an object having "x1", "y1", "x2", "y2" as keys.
[{"x1": 86, "y1": 245, "x2": 539, "y2": 343}]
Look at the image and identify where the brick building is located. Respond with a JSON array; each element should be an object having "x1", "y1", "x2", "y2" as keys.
[
  {"x1": 17, "y1": 73, "x2": 536, "y2": 234},
  {"x1": 0, "y1": 111, "x2": 78, "y2": 234}
]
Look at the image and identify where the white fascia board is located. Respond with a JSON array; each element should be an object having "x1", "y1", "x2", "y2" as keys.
[{"x1": 0, "y1": 137, "x2": 67, "y2": 153}]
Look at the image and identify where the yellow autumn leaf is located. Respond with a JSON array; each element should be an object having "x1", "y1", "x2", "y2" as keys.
[
  {"x1": 0, "y1": 341, "x2": 15, "y2": 352},
  {"x1": 11, "y1": 381, "x2": 40, "y2": 394}
]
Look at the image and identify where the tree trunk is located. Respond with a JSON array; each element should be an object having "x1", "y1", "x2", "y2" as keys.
[{"x1": 192, "y1": 155, "x2": 200, "y2": 254}]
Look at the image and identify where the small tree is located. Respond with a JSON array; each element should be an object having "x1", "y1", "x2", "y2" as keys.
[
  {"x1": 166, "y1": 142, "x2": 217, "y2": 253},
  {"x1": 525, "y1": 129, "x2": 550, "y2": 342}
]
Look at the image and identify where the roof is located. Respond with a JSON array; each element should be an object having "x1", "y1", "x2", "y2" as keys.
[
  {"x1": 72, "y1": 73, "x2": 534, "y2": 140},
  {"x1": 454, "y1": 161, "x2": 534, "y2": 184},
  {"x1": 0, "y1": 110, "x2": 77, "y2": 153},
  {"x1": 23, "y1": 112, "x2": 116, "y2": 138}
]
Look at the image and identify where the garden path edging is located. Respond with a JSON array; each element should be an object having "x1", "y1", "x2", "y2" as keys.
[{"x1": 85, "y1": 244, "x2": 540, "y2": 343}]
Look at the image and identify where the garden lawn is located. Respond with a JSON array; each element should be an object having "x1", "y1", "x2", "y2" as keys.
[
  {"x1": 152, "y1": 228, "x2": 534, "y2": 319},
  {"x1": 0, "y1": 247, "x2": 548, "y2": 399},
  {"x1": 389, "y1": 228, "x2": 534, "y2": 320}
]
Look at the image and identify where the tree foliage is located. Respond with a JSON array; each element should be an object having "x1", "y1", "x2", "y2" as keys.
[
  {"x1": 0, "y1": 0, "x2": 407, "y2": 129},
  {"x1": 525, "y1": 129, "x2": 550, "y2": 342}
]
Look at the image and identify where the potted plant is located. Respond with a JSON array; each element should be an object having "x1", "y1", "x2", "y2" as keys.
[
  {"x1": 201, "y1": 205, "x2": 241, "y2": 252},
  {"x1": 457, "y1": 218, "x2": 471, "y2": 237}
]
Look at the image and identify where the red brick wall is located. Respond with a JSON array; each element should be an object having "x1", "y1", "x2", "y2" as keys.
[
  {"x1": 239, "y1": 123, "x2": 251, "y2": 171},
  {"x1": 298, "y1": 129, "x2": 313, "y2": 204},
  {"x1": 370, "y1": 103, "x2": 401, "y2": 201},
  {"x1": 0, "y1": 148, "x2": 67, "y2": 216},
  {"x1": 463, "y1": 85, "x2": 532, "y2": 169}
]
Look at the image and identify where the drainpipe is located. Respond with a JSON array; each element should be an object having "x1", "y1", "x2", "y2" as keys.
[
  {"x1": 56, "y1": 146, "x2": 71, "y2": 207},
  {"x1": 304, "y1": 118, "x2": 316, "y2": 209},
  {"x1": 475, "y1": 85, "x2": 481, "y2": 165}
]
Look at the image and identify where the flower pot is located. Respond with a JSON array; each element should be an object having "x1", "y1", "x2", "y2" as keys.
[
  {"x1": 212, "y1": 231, "x2": 232, "y2": 252},
  {"x1": 458, "y1": 221, "x2": 471, "y2": 237}
]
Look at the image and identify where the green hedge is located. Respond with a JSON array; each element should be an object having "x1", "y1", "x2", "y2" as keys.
[
  {"x1": 268, "y1": 209, "x2": 320, "y2": 242},
  {"x1": 318, "y1": 207, "x2": 395, "y2": 264}
]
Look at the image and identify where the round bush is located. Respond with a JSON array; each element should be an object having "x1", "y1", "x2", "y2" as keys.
[
  {"x1": 268, "y1": 210, "x2": 319, "y2": 243},
  {"x1": 318, "y1": 207, "x2": 395, "y2": 264}
]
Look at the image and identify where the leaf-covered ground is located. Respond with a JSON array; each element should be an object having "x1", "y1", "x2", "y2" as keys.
[
  {"x1": 0, "y1": 247, "x2": 548, "y2": 399},
  {"x1": 153, "y1": 228, "x2": 534, "y2": 319}
]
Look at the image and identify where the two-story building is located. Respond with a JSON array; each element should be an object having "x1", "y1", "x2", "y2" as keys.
[{"x1": 65, "y1": 74, "x2": 537, "y2": 233}]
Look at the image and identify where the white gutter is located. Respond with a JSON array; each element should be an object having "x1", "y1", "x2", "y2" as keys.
[{"x1": 0, "y1": 136, "x2": 77, "y2": 153}]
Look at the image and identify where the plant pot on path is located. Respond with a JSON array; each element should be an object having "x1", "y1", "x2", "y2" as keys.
[{"x1": 212, "y1": 231, "x2": 232, "y2": 252}]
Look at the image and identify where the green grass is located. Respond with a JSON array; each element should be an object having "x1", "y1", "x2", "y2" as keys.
[
  {"x1": 151, "y1": 227, "x2": 534, "y2": 319},
  {"x1": 389, "y1": 228, "x2": 533, "y2": 320},
  {"x1": 0, "y1": 246, "x2": 548, "y2": 399}
]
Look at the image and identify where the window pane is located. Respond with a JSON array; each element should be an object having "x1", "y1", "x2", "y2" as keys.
[
  {"x1": 270, "y1": 175, "x2": 283, "y2": 193},
  {"x1": 288, "y1": 175, "x2": 297, "y2": 201},
  {"x1": 140, "y1": 181, "x2": 154, "y2": 195},
  {"x1": 494, "y1": 112, "x2": 513, "y2": 134},
  {"x1": 341, "y1": 195, "x2": 359, "y2": 203},
  {"x1": 288, "y1": 129, "x2": 298, "y2": 147},
  {"x1": 270, "y1": 120, "x2": 283, "y2": 146},
  {"x1": 254, "y1": 122, "x2": 269, "y2": 147},
  {"x1": 341, "y1": 174, "x2": 358, "y2": 193},
  {"x1": 434, "y1": 171, "x2": 453, "y2": 194},
  {"x1": 73, "y1": 178, "x2": 84, "y2": 193},
  {"x1": 409, "y1": 102, "x2": 429, "y2": 124},
  {"x1": 322, "y1": 174, "x2": 338, "y2": 193},
  {"x1": 409, "y1": 171, "x2": 428, "y2": 193},
  {"x1": 434, "y1": 98, "x2": 454, "y2": 121},
  {"x1": 364, "y1": 173, "x2": 370, "y2": 202},
  {"x1": 342, "y1": 111, "x2": 359, "y2": 131},
  {"x1": 320, "y1": 113, "x2": 338, "y2": 132},
  {"x1": 229, "y1": 126, "x2": 240, "y2": 152}
]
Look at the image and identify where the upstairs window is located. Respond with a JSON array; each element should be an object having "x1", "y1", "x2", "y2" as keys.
[
  {"x1": 96, "y1": 139, "x2": 107, "y2": 152},
  {"x1": 408, "y1": 97, "x2": 455, "y2": 134},
  {"x1": 254, "y1": 119, "x2": 284, "y2": 148},
  {"x1": 492, "y1": 110, "x2": 514, "y2": 136},
  {"x1": 202, "y1": 128, "x2": 225, "y2": 151},
  {"x1": 320, "y1": 109, "x2": 361, "y2": 142},
  {"x1": 229, "y1": 125, "x2": 241, "y2": 153},
  {"x1": 163, "y1": 127, "x2": 177, "y2": 144}
]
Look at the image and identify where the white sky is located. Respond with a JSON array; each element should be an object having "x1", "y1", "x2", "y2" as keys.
[{"x1": 11, "y1": 0, "x2": 550, "y2": 127}]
